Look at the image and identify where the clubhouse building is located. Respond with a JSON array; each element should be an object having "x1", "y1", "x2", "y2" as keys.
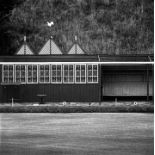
[{"x1": 0, "y1": 36, "x2": 154, "y2": 103}]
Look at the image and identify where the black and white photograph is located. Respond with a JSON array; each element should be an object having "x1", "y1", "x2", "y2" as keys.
[{"x1": 0, "y1": 0, "x2": 154, "y2": 155}]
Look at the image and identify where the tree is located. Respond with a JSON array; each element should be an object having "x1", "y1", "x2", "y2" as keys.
[{"x1": 0, "y1": 0, "x2": 153, "y2": 55}]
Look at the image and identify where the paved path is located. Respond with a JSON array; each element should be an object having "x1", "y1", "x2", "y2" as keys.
[{"x1": 0, "y1": 113, "x2": 153, "y2": 155}]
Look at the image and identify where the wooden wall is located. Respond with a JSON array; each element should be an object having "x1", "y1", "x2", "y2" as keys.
[
  {"x1": 0, "y1": 64, "x2": 101, "y2": 103},
  {"x1": 0, "y1": 65, "x2": 2, "y2": 102},
  {"x1": 101, "y1": 66, "x2": 153, "y2": 97},
  {"x1": 0, "y1": 64, "x2": 153, "y2": 102},
  {"x1": 0, "y1": 84, "x2": 100, "y2": 102}
]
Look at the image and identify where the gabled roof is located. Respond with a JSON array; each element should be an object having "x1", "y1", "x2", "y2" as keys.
[
  {"x1": 39, "y1": 37, "x2": 62, "y2": 55},
  {"x1": 68, "y1": 43, "x2": 85, "y2": 54},
  {"x1": 16, "y1": 43, "x2": 34, "y2": 55}
]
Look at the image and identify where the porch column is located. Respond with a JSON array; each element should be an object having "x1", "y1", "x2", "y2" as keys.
[
  {"x1": 146, "y1": 65, "x2": 149, "y2": 101},
  {"x1": 152, "y1": 65, "x2": 154, "y2": 103}
]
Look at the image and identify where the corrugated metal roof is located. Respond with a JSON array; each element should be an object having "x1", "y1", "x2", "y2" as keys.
[{"x1": 0, "y1": 54, "x2": 153, "y2": 62}]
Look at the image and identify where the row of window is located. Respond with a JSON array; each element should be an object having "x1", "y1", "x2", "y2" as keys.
[{"x1": 2, "y1": 64, "x2": 98, "y2": 84}]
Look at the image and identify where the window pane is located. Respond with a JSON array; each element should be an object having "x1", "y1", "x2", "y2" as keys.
[
  {"x1": 76, "y1": 77, "x2": 80, "y2": 82},
  {"x1": 93, "y1": 77, "x2": 97, "y2": 82},
  {"x1": 57, "y1": 70, "x2": 61, "y2": 76},
  {"x1": 64, "y1": 70, "x2": 68, "y2": 76},
  {"x1": 28, "y1": 77, "x2": 32, "y2": 82},
  {"x1": 69, "y1": 70, "x2": 73, "y2": 76},
  {"x1": 57, "y1": 65, "x2": 61, "y2": 70},
  {"x1": 45, "y1": 70, "x2": 49, "y2": 76},
  {"x1": 33, "y1": 72, "x2": 37, "y2": 77},
  {"x1": 4, "y1": 72, "x2": 8, "y2": 77},
  {"x1": 88, "y1": 77, "x2": 92, "y2": 82},
  {"x1": 9, "y1": 66, "x2": 13, "y2": 70},
  {"x1": 81, "y1": 70, "x2": 85, "y2": 76},
  {"x1": 33, "y1": 66, "x2": 37, "y2": 70},
  {"x1": 52, "y1": 70, "x2": 56, "y2": 76},
  {"x1": 21, "y1": 70, "x2": 25, "y2": 75},
  {"x1": 21, "y1": 78, "x2": 25, "y2": 82},
  {"x1": 28, "y1": 71, "x2": 32, "y2": 76},
  {"x1": 81, "y1": 65, "x2": 85, "y2": 70},
  {"x1": 21, "y1": 65, "x2": 25, "y2": 70},
  {"x1": 16, "y1": 78, "x2": 20, "y2": 82},
  {"x1": 28, "y1": 66, "x2": 32, "y2": 70},
  {"x1": 4, "y1": 66, "x2": 8, "y2": 70},
  {"x1": 64, "y1": 77, "x2": 68, "y2": 82},
  {"x1": 9, "y1": 77, "x2": 13, "y2": 82},
  {"x1": 9, "y1": 71, "x2": 13, "y2": 76},
  {"x1": 16, "y1": 65, "x2": 20, "y2": 70},
  {"x1": 33, "y1": 78, "x2": 37, "y2": 82},
  {"x1": 81, "y1": 77, "x2": 85, "y2": 82},
  {"x1": 88, "y1": 70, "x2": 92, "y2": 76},
  {"x1": 93, "y1": 65, "x2": 97, "y2": 70},
  {"x1": 40, "y1": 66, "x2": 44, "y2": 70},
  {"x1": 40, "y1": 77, "x2": 44, "y2": 82},
  {"x1": 64, "y1": 65, "x2": 68, "y2": 70},
  {"x1": 45, "y1": 77, "x2": 49, "y2": 82},
  {"x1": 76, "y1": 65, "x2": 80, "y2": 70},
  {"x1": 52, "y1": 77, "x2": 56, "y2": 82},
  {"x1": 40, "y1": 71, "x2": 44, "y2": 76},
  {"x1": 57, "y1": 77, "x2": 61, "y2": 82},
  {"x1": 76, "y1": 70, "x2": 80, "y2": 76},
  {"x1": 88, "y1": 65, "x2": 92, "y2": 70},
  {"x1": 16, "y1": 72, "x2": 20, "y2": 77},
  {"x1": 4, "y1": 78, "x2": 8, "y2": 82},
  {"x1": 45, "y1": 65, "x2": 49, "y2": 70},
  {"x1": 52, "y1": 65, "x2": 56, "y2": 70},
  {"x1": 69, "y1": 65, "x2": 73, "y2": 70},
  {"x1": 69, "y1": 77, "x2": 73, "y2": 82},
  {"x1": 93, "y1": 70, "x2": 97, "y2": 76}
]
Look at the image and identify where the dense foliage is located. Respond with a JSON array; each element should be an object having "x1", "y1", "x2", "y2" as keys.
[
  {"x1": 0, "y1": 0, "x2": 154, "y2": 55},
  {"x1": 0, "y1": 103, "x2": 154, "y2": 113}
]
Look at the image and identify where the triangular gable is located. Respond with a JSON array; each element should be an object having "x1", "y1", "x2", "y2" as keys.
[
  {"x1": 39, "y1": 38, "x2": 62, "y2": 55},
  {"x1": 68, "y1": 44, "x2": 85, "y2": 54},
  {"x1": 16, "y1": 44, "x2": 34, "y2": 55}
]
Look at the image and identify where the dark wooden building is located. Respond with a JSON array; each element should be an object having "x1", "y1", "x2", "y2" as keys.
[{"x1": 0, "y1": 37, "x2": 154, "y2": 103}]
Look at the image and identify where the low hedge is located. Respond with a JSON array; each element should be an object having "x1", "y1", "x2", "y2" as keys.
[{"x1": 0, "y1": 104, "x2": 153, "y2": 113}]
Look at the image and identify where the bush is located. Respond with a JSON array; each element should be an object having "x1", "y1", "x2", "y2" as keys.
[{"x1": 0, "y1": 104, "x2": 153, "y2": 113}]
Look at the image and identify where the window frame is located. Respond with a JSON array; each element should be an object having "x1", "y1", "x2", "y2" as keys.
[
  {"x1": 87, "y1": 64, "x2": 98, "y2": 83},
  {"x1": 39, "y1": 64, "x2": 50, "y2": 84},
  {"x1": 63, "y1": 64, "x2": 74, "y2": 84},
  {"x1": 27, "y1": 64, "x2": 38, "y2": 84},
  {"x1": 2, "y1": 64, "x2": 14, "y2": 84},
  {"x1": 51, "y1": 64, "x2": 62, "y2": 84},
  {"x1": 15, "y1": 64, "x2": 26, "y2": 84},
  {"x1": 75, "y1": 64, "x2": 86, "y2": 84}
]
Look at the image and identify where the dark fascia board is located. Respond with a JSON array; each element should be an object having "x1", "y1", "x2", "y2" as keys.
[
  {"x1": 0, "y1": 54, "x2": 153, "y2": 62},
  {"x1": 101, "y1": 64, "x2": 153, "y2": 70},
  {"x1": 0, "y1": 55, "x2": 98, "y2": 62}
]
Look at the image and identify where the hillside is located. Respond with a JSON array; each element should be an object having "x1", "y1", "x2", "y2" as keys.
[{"x1": 0, "y1": 0, "x2": 154, "y2": 55}]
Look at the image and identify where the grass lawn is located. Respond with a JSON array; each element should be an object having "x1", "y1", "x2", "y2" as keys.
[{"x1": 0, "y1": 113, "x2": 154, "y2": 155}]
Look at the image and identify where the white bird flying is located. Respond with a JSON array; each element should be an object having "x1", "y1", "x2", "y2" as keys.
[{"x1": 47, "y1": 21, "x2": 54, "y2": 27}]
